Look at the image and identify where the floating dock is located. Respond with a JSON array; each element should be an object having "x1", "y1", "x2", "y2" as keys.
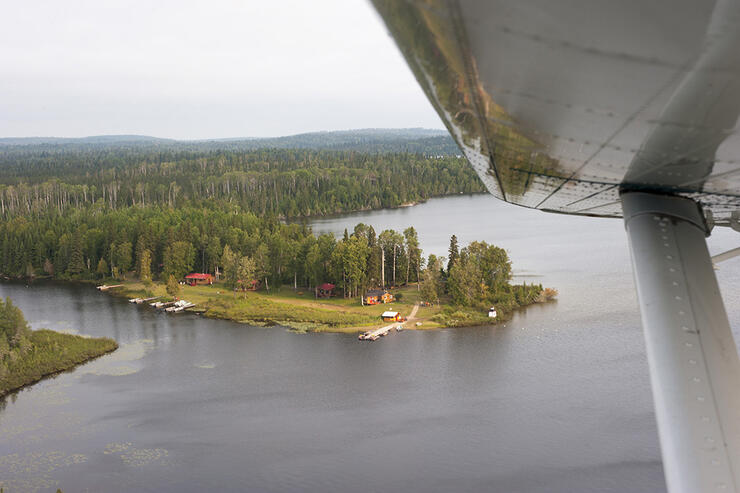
[
  {"x1": 129, "y1": 296, "x2": 161, "y2": 304},
  {"x1": 97, "y1": 284, "x2": 123, "y2": 291},
  {"x1": 359, "y1": 323, "x2": 400, "y2": 341}
]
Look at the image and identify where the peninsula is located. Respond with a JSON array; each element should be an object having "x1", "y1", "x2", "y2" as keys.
[{"x1": 0, "y1": 298, "x2": 118, "y2": 397}]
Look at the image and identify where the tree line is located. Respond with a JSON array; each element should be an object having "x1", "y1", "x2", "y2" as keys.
[
  {"x1": 0, "y1": 204, "x2": 425, "y2": 298},
  {"x1": 0, "y1": 147, "x2": 483, "y2": 218},
  {"x1": 0, "y1": 203, "x2": 544, "y2": 313}
]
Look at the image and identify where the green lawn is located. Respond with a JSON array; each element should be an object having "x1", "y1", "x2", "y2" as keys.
[{"x1": 111, "y1": 281, "x2": 440, "y2": 331}]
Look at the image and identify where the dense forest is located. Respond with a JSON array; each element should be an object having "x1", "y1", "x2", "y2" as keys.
[
  {"x1": 0, "y1": 147, "x2": 482, "y2": 218},
  {"x1": 0, "y1": 204, "x2": 424, "y2": 295}
]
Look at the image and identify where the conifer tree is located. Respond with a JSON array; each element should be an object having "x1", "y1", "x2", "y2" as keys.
[
  {"x1": 447, "y1": 235, "x2": 459, "y2": 273},
  {"x1": 67, "y1": 235, "x2": 85, "y2": 275},
  {"x1": 166, "y1": 275, "x2": 180, "y2": 299}
]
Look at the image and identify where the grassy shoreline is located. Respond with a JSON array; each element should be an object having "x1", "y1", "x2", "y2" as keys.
[
  {"x1": 0, "y1": 330, "x2": 118, "y2": 398},
  {"x1": 99, "y1": 279, "x2": 552, "y2": 333}
]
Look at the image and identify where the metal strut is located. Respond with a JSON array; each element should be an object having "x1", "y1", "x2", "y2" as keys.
[{"x1": 622, "y1": 191, "x2": 740, "y2": 493}]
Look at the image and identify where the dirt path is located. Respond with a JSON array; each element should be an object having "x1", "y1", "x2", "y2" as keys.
[{"x1": 407, "y1": 303, "x2": 420, "y2": 321}]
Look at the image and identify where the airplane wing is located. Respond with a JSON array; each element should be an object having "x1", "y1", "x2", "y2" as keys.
[
  {"x1": 371, "y1": 1, "x2": 740, "y2": 491},
  {"x1": 372, "y1": 0, "x2": 740, "y2": 225}
]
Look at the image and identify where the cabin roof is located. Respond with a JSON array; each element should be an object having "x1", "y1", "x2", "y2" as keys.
[
  {"x1": 381, "y1": 311, "x2": 399, "y2": 317},
  {"x1": 318, "y1": 283, "x2": 335, "y2": 290},
  {"x1": 185, "y1": 273, "x2": 212, "y2": 280},
  {"x1": 365, "y1": 289, "x2": 387, "y2": 297}
]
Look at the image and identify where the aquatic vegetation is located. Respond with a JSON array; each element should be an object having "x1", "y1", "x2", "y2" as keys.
[
  {"x1": 0, "y1": 450, "x2": 87, "y2": 493},
  {"x1": 103, "y1": 442, "x2": 170, "y2": 467}
]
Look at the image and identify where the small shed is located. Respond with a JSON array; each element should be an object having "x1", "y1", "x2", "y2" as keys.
[
  {"x1": 184, "y1": 273, "x2": 213, "y2": 286},
  {"x1": 488, "y1": 306, "x2": 498, "y2": 318},
  {"x1": 381, "y1": 311, "x2": 400, "y2": 322},
  {"x1": 315, "y1": 283, "x2": 335, "y2": 298}
]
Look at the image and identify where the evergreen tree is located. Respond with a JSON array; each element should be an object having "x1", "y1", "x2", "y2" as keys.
[
  {"x1": 67, "y1": 234, "x2": 85, "y2": 275},
  {"x1": 166, "y1": 275, "x2": 180, "y2": 299},
  {"x1": 447, "y1": 234, "x2": 459, "y2": 273}
]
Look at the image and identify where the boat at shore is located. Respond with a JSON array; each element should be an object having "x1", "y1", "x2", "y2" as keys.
[{"x1": 165, "y1": 300, "x2": 196, "y2": 313}]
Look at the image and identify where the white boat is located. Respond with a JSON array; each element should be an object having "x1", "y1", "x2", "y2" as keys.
[{"x1": 165, "y1": 300, "x2": 195, "y2": 313}]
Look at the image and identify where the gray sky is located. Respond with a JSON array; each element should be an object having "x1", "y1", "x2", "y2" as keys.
[{"x1": 0, "y1": 0, "x2": 444, "y2": 139}]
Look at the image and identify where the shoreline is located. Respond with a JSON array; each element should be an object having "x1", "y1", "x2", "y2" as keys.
[
  {"x1": 1, "y1": 278, "x2": 555, "y2": 334},
  {"x1": 97, "y1": 279, "x2": 552, "y2": 334},
  {"x1": 0, "y1": 330, "x2": 119, "y2": 398}
]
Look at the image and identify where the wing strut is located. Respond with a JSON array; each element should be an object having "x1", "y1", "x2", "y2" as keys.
[{"x1": 622, "y1": 191, "x2": 740, "y2": 492}]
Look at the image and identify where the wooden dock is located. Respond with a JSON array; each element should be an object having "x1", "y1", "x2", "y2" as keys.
[
  {"x1": 129, "y1": 296, "x2": 161, "y2": 304},
  {"x1": 359, "y1": 323, "x2": 399, "y2": 341},
  {"x1": 97, "y1": 284, "x2": 123, "y2": 291}
]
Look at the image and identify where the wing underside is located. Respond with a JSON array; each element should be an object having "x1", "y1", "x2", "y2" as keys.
[{"x1": 372, "y1": 0, "x2": 740, "y2": 225}]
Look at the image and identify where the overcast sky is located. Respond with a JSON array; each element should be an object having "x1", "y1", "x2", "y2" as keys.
[{"x1": 0, "y1": 0, "x2": 444, "y2": 139}]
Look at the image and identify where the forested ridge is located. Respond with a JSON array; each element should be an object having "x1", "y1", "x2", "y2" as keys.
[
  {"x1": 0, "y1": 147, "x2": 482, "y2": 218},
  {"x1": 0, "y1": 128, "x2": 457, "y2": 153}
]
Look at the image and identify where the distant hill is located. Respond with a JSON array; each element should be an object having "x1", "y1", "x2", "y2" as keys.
[
  {"x1": 0, "y1": 135, "x2": 175, "y2": 146},
  {"x1": 0, "y1": 128, "x2": 459, "y2": 155}
]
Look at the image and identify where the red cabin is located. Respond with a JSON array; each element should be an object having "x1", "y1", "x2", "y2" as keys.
[
  {"x1": 315, "y1": 283, "x2": 335, "y2": 298},
  {"x1": 184, "y1": 273, "x2": 213, "y2": 286}
]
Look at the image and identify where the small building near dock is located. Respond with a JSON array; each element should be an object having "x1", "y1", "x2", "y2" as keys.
[
  {"x1": 381, "y1": 311, "x2": 400, "y2": 322},
  {"x1": 364, "y1": 289, "x2": 394, "y2": 305},
  {"x1": 184, "y1": 273, "x2": 213, "y2": 286}
]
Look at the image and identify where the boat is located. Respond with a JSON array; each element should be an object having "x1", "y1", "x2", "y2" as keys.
[
  {"x1": 151, "y1": 300, "x2": 177, "y2": 309},
  {"x1": 165, "y1": 300, "x2": 195, "y2": 313}
]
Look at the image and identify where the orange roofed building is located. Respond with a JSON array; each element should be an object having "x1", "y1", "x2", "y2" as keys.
[
  {"x1": 184, "y1": 273, "x2": 213, "y2": 286},
  {"x1": 363, "y1": 289, "x2": 394, "y2": 305}
]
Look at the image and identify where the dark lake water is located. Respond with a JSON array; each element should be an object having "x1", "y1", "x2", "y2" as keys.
[{"x1": 3, "y1": 194, "x2": 740, "y2": 492}]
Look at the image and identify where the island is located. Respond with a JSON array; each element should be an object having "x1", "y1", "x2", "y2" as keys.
[
  {"x1": 0, "y1": 298, "x2": 118, "y2": 397},
  {"x1": 104, "y1": 231, "x2": 556, "y2": 333}
]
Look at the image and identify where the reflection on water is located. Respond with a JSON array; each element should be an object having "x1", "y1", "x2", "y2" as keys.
[{"x1": 2, "y1": 195, "x2": 740, "y2": 492}]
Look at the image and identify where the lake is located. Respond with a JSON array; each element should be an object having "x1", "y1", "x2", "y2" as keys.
[{"x1": 3, "y1": 194, "x2": 740, "y2": 492}]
